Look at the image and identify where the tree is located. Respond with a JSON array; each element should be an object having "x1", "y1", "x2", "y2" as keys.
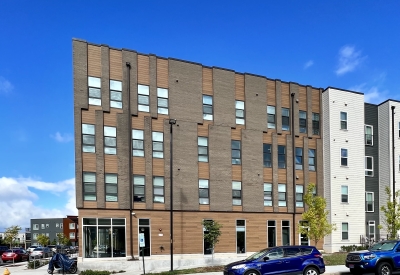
[
  {"x1": 51, "y1": 239, "x2": 57, "y2": 245},
  {"x1": 378, "y1": 186, "x2": 400, "y2": 239},
  {"x1": 201, "y1": 220, "x2": 222, "y2": 258},
  {"x1": 4, "y1": 225, "x2": 21, "y2": 248},
  {"x1": 36, "y1": 234, "x2": 50, "y2": 246},
  {"x1": 299, "y1": 183, "x2": 336, "y2": 247},
  {"x1": 57, "y1": 233, "x2": 69, "y2": 246}
]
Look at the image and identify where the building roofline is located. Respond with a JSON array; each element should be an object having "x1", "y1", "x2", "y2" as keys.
[
  {"x1": 323, "y1": 86, "x2": 364, "y2": 95},
  {"x1": 378, "y1": 99, "x2": 400, "y2": 106}
]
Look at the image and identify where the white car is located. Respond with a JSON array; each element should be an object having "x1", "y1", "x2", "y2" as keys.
[
  {"x1": 27, "y1": 246, "x2": 42, "y2": 253},
  {"x1": 30, "y1": 247, "x2": 52, "y2": 258}
]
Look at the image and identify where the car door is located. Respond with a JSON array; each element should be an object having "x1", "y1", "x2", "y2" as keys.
[
  {"x1": 260, "y1": 248, "x2": 285, "y2": 275},
  {"x1": 283, "y1": 247, "x2": 303, "y2": 274}
]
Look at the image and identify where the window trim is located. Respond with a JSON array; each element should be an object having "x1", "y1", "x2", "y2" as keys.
[
  {"x1": 263, "y1": 144, "x2": 272, "y2": 168},
  {"x1": 202, "y1": 95, "x2": 213, "y2": 121},
  {"x1": 232, "y1": 181, "x2": 242, "y2": 206},
  {"x1": 199, "y1": 179, "x2": 209, "y2": 205},
  {"x1": 278, "y1": 183, "x2": 287, "y2": 207},
  {"x1": 88, "y1": 76, "x2": 101, "y2": 106},
  {"x1": 236, "y1": 219, "x2": 246, "y2": 254},
  {"x1": 368, "y1": 220, "x2": 375, "y2": 240},
  {"x1": 341, "y1": 148, "x2": 348, "y2": 167},
  {"x1": 299, "y1": 110, "x2": 307, "y2": 133},
  {"x1": 342, "y1": 222, "x2": 349, "y2": 240},
  {"x1": 133, "y1": 175, "x2": 145, "y2": 202},
  {"x1": 231, "y1": 140, "x2": 241, "y2": 165},
  {"x1": 264, "y1": 183, "x2": 273, "y2": 206},
  {"x1": 312, "y1": 112, "x2": 320, "y2": 135},
  {"x1": 282, "y1": 108, "x2": 290, "y2": 131},
  {"x1": 157, "y1": 87, "x2": 169, "y2": 115},
  {"x1": 366, "y1": 192, "x2": 374, "y2": 212},
  {"x1": 104, "y1": 126, "x2": 117, "y2": 155},
  {"x1": 340, "y1": 111, "x2": 348, "y2": 130},
  {"x1": 83, "y1": 172, "x2": 96, "y2": 201},
  {"x1": 278, "y1": 145, "x2": 286, "y2": 169},
  {"x1": 341, "y1": 185, "x2": 349, "y2": 203},
  {"x1": 308, "y1": 148, "x2": 316, "y2": 171},
  {"x1": 132, "y1": 129, "x2": 144, "y2": 157},
  {"x1": 235, "y1": 100, "x2": 245, "y2": 125},
  {"x1": 295, "y1": 147, "x2": 303, "y2": 170},
  {"x1": 295, "y1": 185, "x2": 304, "y2": 208},
  {"x1": 82, "y1": 123, "x2": 96, "y2": 153},
  {"x1": 365, "y1": 125, "x2": 373, "y2": 146},
  {"x1": 198, "y1": 137, "x2": 209, "y2": 163},
  {"x1": 110, "y1": 79, "x2": 122, "y2": 109},
  {"x1": 152, "y1": 131, "x2": 164, "y2": 159},
  {"x1": 105, "y1": 173, "x2": 118, "y2": 202},
  {"x1": 138, "y1": 84, "x2": 150, "y2": 112},
  {"x1": 365, "y1": 156, "x2": 374, "y2": 177},
  {"x1": 281, "y1": 220, "x2": 290, "y2": 245},
  {"x1": 153, "y1": 176, "x2": 165, "y2": 203}
]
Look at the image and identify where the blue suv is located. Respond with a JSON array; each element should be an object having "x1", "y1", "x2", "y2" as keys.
[{"x1": 224, "y1": 245, "x2": 325, "y2": 275}]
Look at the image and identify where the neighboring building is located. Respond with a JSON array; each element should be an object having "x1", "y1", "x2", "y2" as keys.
[
  {"x1": 65, "y1": 215, "x2": 78, "y2": 246},
  {"x1": 31, "y1": 218, "x2": 64, "y2": 246},
  {"x1": 73, "y1": 39, "x2": 324, "y2": 260},
  {"x1": 0, "y1": 231, "x2": 30, "y2": 249}
]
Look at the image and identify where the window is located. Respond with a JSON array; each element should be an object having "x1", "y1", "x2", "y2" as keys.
[
  {"x1": 199, "y1": 179, "x2": 209, "y2": 204},
  {"x1": 132, "y1": 129, "x2": 144, "y2": 157},
  {"x1": 88, "y1": 76, "x2": 101, "y2": 106},
  {"x1": 341, "y1": 148, "x2": 348, "y2": 166},
  {"x1": 198, "y1": 137, "x2": 208, "y2": 162},
  {"x1": 296, "y1": 185, "x2": 304, "y2": 207},
  {"x1": 33, "y1": 233, "x2": 39, "y2": 240},
  {"x1": 232, "y1": 140, "x2": 241, "y2": 165},
  {"x1": 263, "y1": 144, "x2": 272, "y2": 168},
  {"x1": 341, "y1": 185, "x2": 348, "y2": 203},
  {"x1": 33, "y1": 224, "x2": 39, "y2": 230},
  {"x1": 278, "y1": 184, "x2": 286, "y2": 207},
  {"x1": 365, "y1": 125, "x2": 373, "y2": 145},
  {"x1": 105, "y1": 173, "x2": 118, "y2": 202},
  {"x1": 110, "y1": 80, "x2": 122, "y2": 108},
  {"x1": 340, "y1": 112, "x2": 347, "y2": 130},
  {"x1": 368, "y1": 221, "x2": 375, "y2": 240},
  {"x1": 267, "y1": 221, "x2": 276, "y2": 247},
  {"x1": 267, "y1": 106, "x2": 276, "y2": 129},
  {"x1": 152, "y1": 132, "x2": 164, "y2": 158},
  {"x1": 104, "y1": 126, "x2": 117, "y2": 155},
  {"x1": 342, "y1": 222, "x2": 349, "y2": 240},
  {"x1": 56, "y1": 223, "x2": 59, "y2": 228},
  {"x1": 138, "y1": 84, "x2": 150, "y2": 112},
  {"x1": 46, "y1": 224, "x2": 49, "y2": 228},
  {"x1": 236, "y1": 100, "x2": 245, "y2": 125},
  {"x1": 264, "y1": 183, "x2": 272, "y2": 206},
  {"x1": 309, "y1": 149, "x2": 316, "y2": 171},
  {"x1": 60, "y1": 223, "x2": 63, "y2": 229},
  {"x1": 82, "y1": 124, "x2": 95, "y2": 153},
  {"x1": 153, "y1": 176, "x2": 164, "y2": 203},
  {"x1": 203, "y1": 95, "x2": 213, "y2": 120},
  {"x1": 41, "y1": 224, "x2": 45, "y2": 229},
  {"x1": 157, "y1": 88, "x2": 168, "y2": 114},
  {"x1": 312, "y1": 113, "x2": 320, "y2": 135},
  {"x1": 365, "y1": 156, "x2": 373, "y2": 176},
  {"x1": 282, "y1": 221, "x2": 290, "y2": 245},
  {"x1": 232, "y1": 181, "x2": 242, "y2": 205},
  {"x1": 69, "y1": 232, "x2": 75, "y2": 239},
  {"x1": 133, "y1": 175, "x2": 145, "y2": 202},
  {"x1": 46, "y1": 233, "x2": 50, "y2": 237},
  {"x1": 69, "y1": 223, "x2": 75, "y2": 229},
  {"x1": 236, "y1": 220, "x2": 246, "y2": 253},
  {"x1": 366, "y1": 192, "x2": 374, "y2": 212},
  {"x1": 278, "y1": 145, "x2": 286, "y2": 169},
  {"x1": 282, "y1": 108, "x2": 290, "y2": 131},
  {"x1": 299, "y1": 111, "x2": 307, "y2": 133},
  {"x1": 83, "y1": 172, "x2": 96, "y2": 201},
  {"x1": 295, "y1": 147, "x2": 303, "y2": 170}
]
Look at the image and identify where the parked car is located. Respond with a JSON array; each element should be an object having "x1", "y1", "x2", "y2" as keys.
[
  {"x1": 30, "y1": 247, "x2": 53, "y2": 258},
  {"x1": 0, "y1": 246, "x2": 8, "y2": 256},
  {"x1": 47, "y1": 245, "x2": 61, "y2": 253},
  {"x1": 1, "y1": 249, "x2": 29, "y2": 262},
  {"x1": 27, "y1": 245, "x2": 42, "y2": 253},
  {"x1": 224, "y1": 245, "x2": 325, "y2": 275}
]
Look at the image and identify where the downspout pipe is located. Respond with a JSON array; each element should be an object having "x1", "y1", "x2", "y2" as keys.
[
  {"x1": 391, "y1": 105, "x2": 396, "y2": 203},
  {"x1": 126, "y1": 62, "x2": 133, "y2": 259},
  {"x1": 291, "y1": 92, "x2": 296, "y2": 245}
]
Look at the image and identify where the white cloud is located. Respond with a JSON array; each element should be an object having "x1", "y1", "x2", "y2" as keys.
[
  {"x1": 0, "y1": 76, "x2": 13, "y2": 94},
  {"x1": 51, "y1": 132, "x2": 73, "y2": 143},
  {"x1": 304, "y1": 60, "x2": 314, "y2": 69},
  {"x1": 0, "y1": 177, "x2": 77, "y2": 231},
  {"x1": 335, "y1": 45, "x2": 366, "y2": 76},
  {"x1": 349, "y1": 83, "x2": 387, "y2": 104}
]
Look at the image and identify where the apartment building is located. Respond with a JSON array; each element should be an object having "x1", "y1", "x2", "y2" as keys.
[
  {"x1": 73, "y1": 39, "x2": 324, "y2": 260},
  {"x1": 31, "y1": 217, "x2": 78, "y2": 246}
]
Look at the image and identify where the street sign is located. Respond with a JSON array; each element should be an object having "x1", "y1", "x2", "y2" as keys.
[{"x1": 139, "y1": 233, "x2": 145, "y2": 248}]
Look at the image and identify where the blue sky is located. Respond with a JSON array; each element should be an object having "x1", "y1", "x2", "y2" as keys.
[{"x1": 1, "y1": 0, "x2": 399, "y2": 231}]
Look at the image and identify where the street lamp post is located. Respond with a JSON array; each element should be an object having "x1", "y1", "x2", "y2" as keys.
[{"x1": 169, "y1": 119, "x2": 176, "y2": 271}]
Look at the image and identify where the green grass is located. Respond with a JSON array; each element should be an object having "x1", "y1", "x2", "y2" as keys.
[{"x1": 323, "y1": 253, "x2": 347, "y2": 266}]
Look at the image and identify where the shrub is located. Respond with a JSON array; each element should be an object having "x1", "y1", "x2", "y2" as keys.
[
  {"x1": 340, "y1": 245, "x2": 368, "y2": 252},
  {"x1": 28, "y1": 259, "x2": 48, "y2": 269},
  {"x1": 80, "y1": 270, "x2": 111, "y2": 275}
]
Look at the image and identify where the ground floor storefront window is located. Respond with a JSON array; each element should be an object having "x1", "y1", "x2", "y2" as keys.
[{"x1": 83, "y1": 218, "x2": 126, "y2": 258}]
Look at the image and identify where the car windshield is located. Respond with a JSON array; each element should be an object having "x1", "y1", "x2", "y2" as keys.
[
  {"x1": 5, "y1": 250, "x2": 14, "y2": 253},
  {"x1": 369, "y1": 242, "x2": 397, "y2": 251},
  {"x1": 245, "y1": 248, "x2": 271, "y2": 261},
  {"x1": 33, "y1": 248, "x2": 43, "y2": 251}
]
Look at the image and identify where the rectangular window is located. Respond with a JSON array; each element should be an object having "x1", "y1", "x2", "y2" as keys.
[
  {"x1": 309, "y1": 149, "x2": 316, "y2": 171},
  {"x1": 133, "y1": 175, "x2": 145, "y2": 202},
  {"x1": 236, "y1": 100, "x2": 245, "y2": 125},
  {"x1": 278, "y1": 184, "x2": 287, "y2": 207},
  {"x1": 366, "y1": 192, "x2": 374, "y2": 212},
  {"x1": 342, "y1": 222, "x2": 349, "y2": 240},
  {"x1": 232, "y1": 140, "x2": 241, "y2": 165},
  {"x1": 312, "y1": 113, "x2": 320, "y2": 135},
  {"x1": 105, "y1": 173, "x2": 118, "y2": 202},
  {"x1": 60, "y1": 223, "x2": 63, "y2": 229},
  {"x1": 278, "y1": 145, "x2": 286, "y2": 169},
  {"x1": 82, "y1": 124, "x2": 95, "y2": 153},
  {"x1": 46, "y1": 224, "x2": 49, "y2": 228},
  {"x1": 203, "y1": 95, "x2": 213, "y2": 120},
  {"x1": 132, "y1": 129, "x2": 144, "y2": 157},
  {"x1": 295, "y1": 147, "x2": 303, "y2": 170},
  {"x1": 83, "y1": 172, "x2": 96, "y2": 201},
  {"x1": 368, "y1": 221, "x2": 375, "y2": 240},
  {"x1": 138, "y1": 84, "x2": 150, "y2": 112},
  {"x1": 365, "y1": 125, "x2": 373, "y2": 145},
  {"x1": 56, "y1": 223, "x2": 59, "y2": 228},
  {"x1": 152, "y1": 132, "x2": 164, "y2": 158},
  {"x1": 340, "y1": 111, "x2": 347, "y2": 130},
  {"x1": 341, "y1": 148, "x2": 348, "y2": 166},
  {"x1": 104, "y1": 126, "x2": 117, "y2": 155},
  {"x1": 198, "y1": 137, "x2": 208, "y2": 162},
  {"x1": 33, "y1": 233, "x2": 39, "y2": 240},
  {"x1": 263, "y1": 144, "x2": 272, "y2": 168},
  {"x1": 282, "y1": 221, "x2": 290, "y2": 245},
  {"x1": 69, "y1": 223, "x2": 75, "y2": 229},
  {"x1": 296, "y1": 185, "x2": 304, "y2": 207},
  {"x1": 365, "y1": 156, "x2": 373, "y2": 176},
  {"x1": 157, "y1": 88, "x2": 168, "y2": 115},
  {"x1": 33, "y1": 224, "x2": 39, "y2": 230},
  {"x1": 153, "y1": 176, "x2": 164, "y2": 203},
  {"x1": 199, "y1": 179, "x2": 209, "y2": 205},
  {"x1": 267, "y1": 106, "x2": 276, "y2": 129},
  {"x1": 69, "y1": 232, "x2": 75, "y2": 239},
  {"x1": 46, "y1": 233, "x2": 49, "y2": 237},
  {"x1": 282, "y1": 108, "x2": 290, "y2": 131},
  {"x1": 232, "y1": 181, "x2": 242, "y2": 205},
  {"x1": 299, "y1": 111, "x2": 307, "y2": 133},
  {"x1": 341, "y1": 185, "x2": 348, "y2": 203},
  {"x1": 264, "y1": 183, "x2": 272, "y2": 206},
  {"x1": 41, "y1": 224, "x2": 45, "y2": 229},
  {"x1": 236, "y1": 220, "x2": 246, "y2": 253},
  {"x1": 267, "y1": 221, "x2": 276, "y2": 247},
  {"x1": 110, "y1": 80, "x2": 122, "y2": 109},
  {"x1": 88, "y1": 76, "x2": 101, "y2": 106}
]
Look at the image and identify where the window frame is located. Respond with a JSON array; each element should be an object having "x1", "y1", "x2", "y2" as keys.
[
  {"x1": 365, "y1": 125, "x2": 373, "y2": 146},
  {"x1": 299, "y1": 110, "x2": 307, "y2": 133},
  {"x1": 236, "y1": 220, "x2": 246, "y2": 254},
  {"x1": 312, "y1": 112, "x2": 320, "y2": 135},
  {"x1": 157, "y1": 88, "x2": 169, "y2": 115},
  {"x1": 133, "y1": 175, "x2": 145, "y2": 202},
  {"x1": 88, "y1": 76, "x2": 101, "y2": 106},
  {"x1": 263, "y1": 144, "x2": 272, "y2": 168},
  {"x1": 296, "y1": 185, "x2": 304, "y2": 207},
  {"x1": 365, "y1": 156, "x2": 374, "y2": 177},
  {"x1": 153, "y1": 176, "x2": 165, "y2": 203},
  {"x1": 340, "y1": 111, "x2": 347, "y2": 130},
  {"x1": 342, "y1": 222, "x2": 349, "y2": 240},
  {"x1": 69, "y1": 223, "x2": 75, "y2": 230},
  {"x1": 366, "y1": 192, "x2": 374, "y2": 212},
  {"x1": 199, "y1": 179, "x2": 209, "y2": 205},
  {"x1": 198, "y1": 137, "x2": 209, "y2": 162},
  {"x1": 152, "y1": 131, "x2": 164, "y2": 158},
  {"x1": 232, "y1": 181, "x2": 242, "y2": 206},
  {"x1": 110, "y1": 80, "x2": 122, "y2": 109},
  {"x1": 104, "y1": 126, "x2": 117, "y2": 155},
  {"x1": 231, "y1": 140, "x2": 241, "y2": 165},
  {"x1": 202, "y1": 95, "x2": 213, "y2": 120},
  {"x1": 235, "y1": 100, "x2": 245, "y2": 125},
  {"x1": 138, "y1": 84, "x2": 150, "y2": 112},
  {"x1": 368, "y1": 220, "x2": 375, "y2": 240},
  {"x1": 282, "y1": 108, "x2": 290, "y2": 131},
  {"x1": 308, "y1": 149, "x2": 316, "y2": 171},
  {"x1": 278, "y1": 184, "x2": 287, "y2": 207},
  {"x1": 267, "y1": 106, "x2": 276, "y2": 129},
  {"x1": 132, "y1": 129, "x2": 144, "y2": 157},
  {"x1": 341, "y1": 148, "x2": 348, "y2": 167},
  {"x1": 82, "y1": 123, "x2": 95, "y2": 153},
  {"x1": 278, "y1": 145, "x2": 286, "y2": 169},
  {"x1": 341, "y1": 185, "x2": 348, "y2": 203},
  {"x1": 295, "y1": 147, "x2": 303, "y2": 170},
  {"x1": 264, "y1": 183, "x2": 273, "y2": 206},
  {"x1": 105, "y1": 173, "x2": 118, "y2": 202},
  {"x1": 281, "y1": 220, "x2": 290, "y2": 245},
  {"x1": 83, "y1": 172, "x2": 96, "y2": 201}
]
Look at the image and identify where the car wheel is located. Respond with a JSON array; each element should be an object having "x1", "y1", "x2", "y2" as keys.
[
  {"x1": 376, "y1": 262, "x2": 392, "y2": 275},
  {"x1": 69, "y1": 263, "x2": 78, "y2": 274},
  {"x1": 304, "y1": 266, "x2": 320, "y2": 275},
  {"x1": 47, "y1": 269, "x2": 54, "y2": 274},
  {"x1": 244, "y1": 270, "x2": 260, "y2": 275}
]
